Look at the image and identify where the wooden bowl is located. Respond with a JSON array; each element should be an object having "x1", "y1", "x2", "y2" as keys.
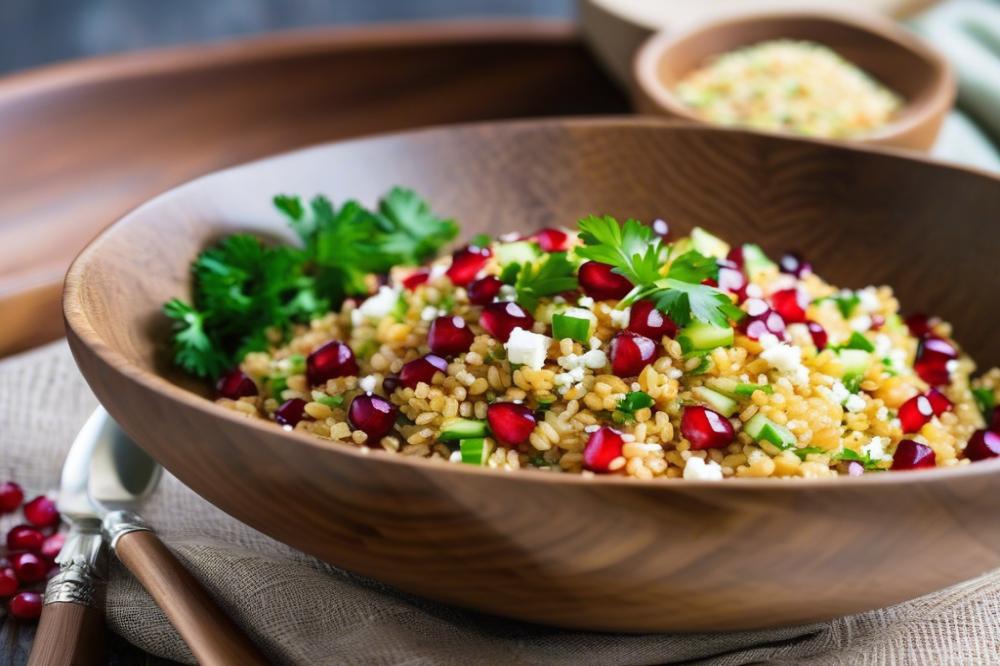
[
  {"x1": 64, "y1": 119, "x2": 1000, "y2": 632},
  {"x1": 632, "y1": 10, "x2": 955, "y2": 150}
]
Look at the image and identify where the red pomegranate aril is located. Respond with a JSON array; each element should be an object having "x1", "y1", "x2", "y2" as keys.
[
  {"x1": 487, "y1": 402, "x2": 537, "y2": 445},
  {"x1": 348, "y1": 394, "x2": 397, "y2": 441},
  {"x1": 905, "y1": 313, "x2": 934, "y2": 338},
  {"x1": 215, "y1": 368, "x2": 258, "y2": 400},
  {"x1": 899, "y1": 395, "x2": 935, "y2": 434},
  {"x1": 610, "y1": 331, "x2": 658, "y2": 377},
  {"x1": 22, "y1": 496, "x2": 59, "y2": 528},
  {"x1": 582, "y1": 426, "x2": 625, "y2": 473},
  {"x1": 578, "y1": 261, "x2": 633, "y2": 301},
  {"x1": 926, "y1": 388, "x2": 952, "y2": 416},
  {"x1": 627, "y1": 300, "x2": 677, "y2": 340},
  {"x1": 275, "y1": 398, "x2": 308, "y2": 428},
  {"x1": 651, "y1": 218, "x2": 670, "y2": 239},
  {"x1": 467, "y1": 275, "x2": 502, "y2": 305},
  {"x1": 428, "y1": 316, "x2": 474, "y2": 356},
  {"x1": 892, "y1": 439, "x2": 936, "y2": 470},
  {"x1": 7, "y1": 525, "x2": 44, "y2": 553},
  {"x1": 9, "y1": 591, "x2": 42, "y2": 620},
  {"x1": 870, "y1": 314, "x2": 885, "y2": 331},
  {"x1": 0, "y1": 481, "x2": 23, "y2": 513},
  {"x1": 991, "y1": 406, "x2": 1000, "y2": 433},
  {"x1": 446, "y1": 245, "x2": 492, "y2": 286},
  {"x1": 966, "y1": 429, "x2": 1000, "y2": 461},
  {"x1": 535, "y1": 228, "x2": 570, "y2": 252},
  {"x1": 399, "y1": 354, "x2": 449, "y2": 389},
  {"x1": 41, "y1": 533, "x2": 65, "y2": 562},
  {"x1": 726, "y1": 246, "x2": 745, "y2": 269},
  {"x1": 306, "y1": 341, "x2": 358, "y2": 386},
  {"x1": 770, "y1": 288, "x2": 808, "y2": 324},
  {"x1": 914, "y1": 336, "x2": 958, "y2": 386},
  {"x1": 0, "y1": 568, "x2": 17, "y2": 597},
  {"x1": 806, "y1": 321, "x2": 828, "y2": 350},
  {"x1": 739, "y1": 299, "x2": 787, "y2": 341},
  {"x1": 717, "y1": 261, "x2": 748, "y2": 301},
  {"x1": 11, "y1": 553, "x2": 46, "y2": 583},
  {"x1": 402, "y1": 269, "x2": 430, "y2": 290},
  {"x1": 681, "y1": 406, "x2": 736, "y2": 450},
  {"x1": 481, "y1": 301, "x2": 534, "y2": 342},
  {"x1": 779, "y1": 252, "x2": 811, "y2": 278}
]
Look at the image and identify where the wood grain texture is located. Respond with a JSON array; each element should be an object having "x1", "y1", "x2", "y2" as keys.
[
  {"x1": 27, "y1": 603, "x2": 104, "y2": 666},
  {"x1": 114, "y1": 531, "x2": 267, "y2": 665},
  {"x1": 0, "y1": 21, "x2": 627, "y2": 358},
  {"x1": 632, "y1": 9, "x2": 955, "y2": 151},
  {"x1": 63, "y1": 119, "x2": 1000, "y2": 632}
]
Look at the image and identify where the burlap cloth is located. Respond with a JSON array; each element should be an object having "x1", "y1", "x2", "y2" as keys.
[{"x1": 2, "y1": 341, "x2": 999, "y2": 664}]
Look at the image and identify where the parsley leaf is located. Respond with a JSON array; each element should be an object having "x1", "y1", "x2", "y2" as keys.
[
  {"x1": 576, "y1": 215, "x2": 663, "y2": 285},
  {"x1": 820, "y1": 292, "x2": 861, "y2": 319},
  {"x1": 514, "y1": 252, "x2": 578, "y2": 312},
  {"x1": 618, "y1": 391, "x2": 654, "y2": 413},
  {"x1": 972, "y1": 388, "x2": 996, "y2": 421},
  {"x1": 651, "y1": 279, "x2": 744, "y2": 328},
  {"x1": 667, "y1": 250, "x2": 719, "y2": 284},
  {"x1": 793, "y1": 446, "x2": 826, "y2": 460},
  {"x1": 376, "y1": 187, "x2": 459, "y2": 266}
]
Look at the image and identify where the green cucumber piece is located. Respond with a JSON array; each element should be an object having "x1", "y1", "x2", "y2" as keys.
[
  {"x1": 439, "y1": 417, "x2": 488, "y2": 442},
  {"x1": 495, "y1": 241, "x2": 540, "y2": 266},
  {"x1": 742, "y1": 243, "x2": 777, "y2": 279},
  {"x1": 705, "y1": 377, "x2": 739, "y2": 397},
  {"x1": 744, "y1": 413, "x2": 797, "y2": 450},
  {"x1": 691, "y1": 386, "x2": 739, "y2": 417},
  {"x1": 316, "y1": 394, "x2": 344, "y2": 407},
  {"x1": 459, "y1": 438, "x2": 489, "y2": 465},
  {"x1": 735, "y1": 383, "x2": 774, "y2": 397},
  {"x1": 691, "y1": 227, "x2": 730, "y2": 259},
  {"x1": 552, "y1": 312, "x2": 593, "y2": 342},
  {"x1": 843, "y1": 331, "x2": 875, "y2": 352},
  {"x1": 838, "y1": 348, "x2": 871, "y2": 379},
  {"x1": 678, "y1": 321, "x2": 734, "y2": 353}
]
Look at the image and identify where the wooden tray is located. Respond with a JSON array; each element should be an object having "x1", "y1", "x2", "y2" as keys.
[{"x1": 0, "y1": 21, "x2": 627, "y2": 359}]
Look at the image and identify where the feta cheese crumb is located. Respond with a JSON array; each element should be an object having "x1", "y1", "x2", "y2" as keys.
[
  {"x1": 760, "y1": 340, "x2": 808, "y2": 385},
  {"x1": 608, "y1": 306, "x2": 631, "y2": 329},
  {"x1": 850, "y1": 315, "x2": 873, "y2": 332},
  {"x1": 589, "y1": 337, "x2": 602, "y2": 350},
  {"x1": 420, "y1": 305, "x2": 439, "y2": 322},
  {"x1": 683, "y1": 457, "x2": 724, "y2": 481},
  {"x1": 830, "y1": 381, "x2": 850, "y2": 405},
  {"x1": 876, "y1": 406, "x2": 889, "y2": 421},
  {"x1": 581, "y1": 349, "x2": 607, "y2": 369},
  {"x1": 845, "y1": 394, "x2": 867, "y2": 413},
  {"x1": 359, "y1": 375, "x2": 377, "y2": 393},
  {"x1": 862, "y1": 436, "x2": 892, "y2": 462},
  {"x1": 505, "y1": 327, "x2": 551, "y2": 370},
  {"x1": 858, "y1": 287, "x2": 881, "y2": 313},
  {"x1": 359, "y1": 286, "x2": 400, "y2": 320},
  {"x1": 577, "y1": 296, "x2": 595, "y2": 309}
]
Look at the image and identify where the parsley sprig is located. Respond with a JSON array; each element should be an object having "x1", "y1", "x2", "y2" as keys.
[{"x1": 514, "y1": 252, "x2": 578, "y2": 311}]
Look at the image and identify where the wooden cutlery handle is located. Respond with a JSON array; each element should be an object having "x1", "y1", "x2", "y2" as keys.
[
  {"x1": 114, "y1": 530, "x2": 267, "y2": 665},
  {"x1": 29, "y1": 602, "x2": 105, "y2": 666}
]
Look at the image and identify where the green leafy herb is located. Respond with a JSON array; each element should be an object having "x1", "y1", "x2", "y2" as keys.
[
  {"x1": 828, "y1": 292, "x2": 861, "y2": 319},
  {"x1": 972, "y1": 388, "x2": 996, "y2": 422},
  {"x1": 618, "y1": 391, "x2": 654, "y2": 414},
  {"x1": 835, "y1": 448, "x2": 883, "y2": 469},
  {"x1": 843, "y1": 374, "x2": 864, "y2": 394},
  {"x1": 793, "y1": 446, "x2": 826, "y2": 460},
  {"x1": 841, "y1": 332, "x2": 875, "y2": 353},
  {"x1": 498, "y1": 262, "x2": 521, "y2": 285},
  {"x1": 648, "y1": 280, "x2": 744, "y2": 328},
  {"x1": 666, "y1": 250, "x2": 719, "y2": 284},
  {"x1": 576, "y1": 215, "x2": 663, "y2": 285},
  {"x1": 470, "y1": 233, "x2": 492, "y2": 249},
  {"x1": 514, "y1": 252, "x2": 578, "y2": 312}
]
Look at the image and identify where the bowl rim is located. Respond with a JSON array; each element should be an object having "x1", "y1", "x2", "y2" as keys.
[
  {"x1": 63, "y1": 116, "x2": 1000, "y2": 491},
  {"x1": 633, "y1": 7, "x2": 956, "y2": 145}
]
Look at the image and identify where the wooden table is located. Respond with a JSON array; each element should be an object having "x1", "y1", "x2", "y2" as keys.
[{"x1": 0, "y1": 20, "x2": 628, "y2": 664}]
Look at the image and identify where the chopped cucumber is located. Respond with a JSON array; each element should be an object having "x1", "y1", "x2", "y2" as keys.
[
  {"x1": 552, "y1": 312, "x2": 593, "y2": 342},
  {"x1": 706, "y1": 377, "x2": 774, "y2": 398},
  {"x1": 744, "y1": 413, "x2": 796, "y2": 450},
  {"x1": 734, "y1": 383, "x2": 773, "y2": 397},
  {"x1": 287, "y1": 354, "x2": 306, "y2": 375},
  {"x1": 742, "y1": 243, "x2": 777, "y2": 279},
  {"x1": 691, "y1": 227, "x2": 730, "y2": 259},
  {"x1": 459, "y1": 438, "x2": 490, "y2": 465},
  {"x1": 317, "y1": 395, "x2": 344, "y2": 407},
  {"x1": 439, "y1": 417, "x2": 488, "y2": 442},
  {"x1": 495, "y1": 241, "x2": 540, "y2": 266},
  {"x1": 691, "y1": 386, "x2": 738, "y2": 417},
  {"x1": 678, "y1": 321, "x2": 734, "y2": 353},
  {"x1": 837, "y1": 348, "x2": 871, "y2": 379}
]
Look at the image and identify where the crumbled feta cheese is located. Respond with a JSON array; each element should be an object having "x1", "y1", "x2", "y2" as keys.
[
  {"x1": 760, "y1": 340, "x2": 808, "y2": 385},
  {"x1": 876, "y1": 406, "x2": 889, "y2": 421},
  {"x1": 359, "y1": 375, "x2": 377, "y2": 393},
  {"x1": 683, "y1": 457, "x2": 724, "y2": 481},
  {"x1": 350, "y1": 308, "x2": 364, "y2": 327},
  {"x1": 862, "y1": 436, "x2": 892, "y2": 462},
  {"x1": 359, "y1": 286, "x2": 400, "y2": 320},
  {"x1": 845, "y1": 394, "x2": 867, "y2": 413},
  {"x1": 608, "y1": 306, "x2": 631, "y2": 329},
  {"x1": 558, "y1": 354, "x2": 583, "y2": 371},
  {"x1": 857, "y1": 287, "x2": 881, "y2": 313},
  {"x1": 874, "y1": 334, "x2": 892, "y2": 358},
  {"x1": 577, "y1": 296, "x2": 595, "y2": 309},
  {"x1": 850, "y1": 315, "x2": 872, "y2": 332},
  {"x1": 581, "y1": 349, "x2": 607, "y2": 369},
  {"x1": 420, "y1": 305, "x2": 439, "y2": 322},
  {"x1": 429, "y1": 263, "x2": 448, "y2": 281},
  {"x1": 589, "y1": 337, "x2": 602, "y2": 350},
  {"x1": 830, "y1": 381, "x2": 850, "y2": 405},
  {"x1": 505, "y1": 327, "x2": 551, "y2": 370}
]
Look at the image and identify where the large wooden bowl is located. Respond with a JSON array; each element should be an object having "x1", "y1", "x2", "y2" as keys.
[{"x1": 64, "y1": 119, "x2": 1000, "y2": 632}]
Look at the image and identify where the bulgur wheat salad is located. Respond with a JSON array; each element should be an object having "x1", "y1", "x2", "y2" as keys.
[{"x1": 165, "y1": 188, "x2": 1000, "y2": 480}]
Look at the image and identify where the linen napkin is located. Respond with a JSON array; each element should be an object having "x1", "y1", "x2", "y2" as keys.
[{"x1": 2, "y1": 341, "x2": 999, "y2": 664}]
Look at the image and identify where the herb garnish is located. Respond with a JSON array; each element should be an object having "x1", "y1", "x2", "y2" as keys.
[
  {"x1": 972, "y1": 388, "x2": 996, "y2": 422},
  {"x1": 513, "y1": 252, "x2": 578, "y2": 311}
]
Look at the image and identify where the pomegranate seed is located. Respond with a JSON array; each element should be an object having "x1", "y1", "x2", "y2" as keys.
[
  {"x1": 402, "y1": 269, "x2": 430, "y2": 290},
  {"x1": 779, "y1": 252, "x2": 811, "y2": 278},
  {"x1": 870, "y1": 314, "x2": 885, "y2": 331},
  {"x1": 7, "y1": 525, "x2": 44, "y2": 553},
  {"x1": 9, "y1": 591, "x2": 42, "y2": 620},
  {"x1": 627, "y1": 300, "x2": 677, "y2": 340},
  {"x1": 966, "y1": 429, "x2": 1000, "y2": 461},
  {"x1": 399, "y1": 354, "x2": 449, "y2": 389},
  {"x1": 481, "y1": 301, "x2": 534, "y2": 342},
  {"x1": 739, "y1": 298, "x2": 787, "y2": 341},
  {"x1": 578, "y1": 261, "x2": 633, "y2": 301},
  {"x1": 904, "y1": 313, "x2": 934, "y2": 337},
  {"x1": 41, "y1": 533, "x2": 65, "y2": 562},
  {"x1": 899, "y1": 395, "x2": 935, "y2": 434},
  {"x1": 306, "y1": 341, "x2": 358, "y2": 386},
  {"x1": 991, "y1": 406, "x2": 1000, "y2": 433},
  {"x1": 446, "y1": 245, "x2": 492, "y2": 286},
  {"x1": 216, "y1": 369, "x2": 257, "y2": 400},
  {"x1": 770, "y1": 288, "x2": 808, "y2": 324},
  {"x1": 348, "y1": 394, "x2": 397, "y2": 442},
  {"x1": 275, "y1": 398, "x2": 308, "y2": 427},
  {"x1": 0, "y1": 482, "x2": 23, "y2": 513},
  {"x1": 806, "y1": 321, "x2": 828, "y2": 350},
  {"x1": 582, "y1": 426, "x2": 625, "y2": 473},
  {"x1": 726, "y1": 246, "x2": 744, "y2": 269},
  {"x1": 717, "y1": 260, "x2": 748, "y2": 301},
  {"x1": 926, "y1": 388, "x2": 952, "y2": 416},
  {"x1": 914, "y1": 336, "x2": 958, "y2": 386},
  {"x1": 892, "y1": 439, "x2": 936, "y2": 470},
  {"x1": 487, "y1": 403, "x2": 537, "y2": 445},
  {"x1": 428, "y1": 316, "x2": 474, "y2": 356},
  {"x1": 681, "y1": 406, "x2": 736, "y2": 450},
  {"x1": 651, "y1": 219, "x2": 670, "y2": 239},
  {"x1": 467, "y1": 275, "x2": 502, "y2": 305},
  {"x1": 535, "y1": 228, "x2": 570, "y2": 252},
  {"x1": 0, "y1": 568, "x2": 17, "y2": 597},
  {"x1": 22, "y1": 496, "x2": 59, "y2": 528},
  {"x1": 610, "y1": 331, "x2": 658, "y2": 376},
  {"x1": 11, "y1": 553, "x2": 46, "y2": 583}
]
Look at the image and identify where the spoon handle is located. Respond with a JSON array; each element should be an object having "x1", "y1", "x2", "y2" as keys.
[{"x1": 105, "y1": 513, "x2": 268, "y2": 665}]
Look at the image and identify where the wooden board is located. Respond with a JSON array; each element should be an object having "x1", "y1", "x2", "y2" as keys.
[{"x1": 0, "y1": 21, "x2": 628, "y2": 358}]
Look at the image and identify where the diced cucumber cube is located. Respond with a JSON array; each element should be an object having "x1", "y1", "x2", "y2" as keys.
[
  {"x1": 838, "y1": 349, "x2": 871, "y2": 378},
  {"x1": 705, "y1": 377, "x2": 739, "y2": 397},
  {"x1": 495, "y1": 241, "x2": 540, "y2": 266},
  {"x1": 439, "y1": 417, "x2": 488, "y2": 442},
  {"x1": 678, "y1": 321, "x2": 734, "y2": 353},
  {"x1": 691, "y1": 386, "x2": 739, "y2": 417},
  {"x1": 743, "y1": 413, "x2": 796, "y2": 450},
  {"x1": 460, "y1": 438, "x2": 490, "y2": 465},
  {"x1": 552, "y1": 312, "x2": 593, "y2": 342},
  {"x1": 691, "y1": 227, "x2": 731, "y2": 259},
  {"x1": 742, "y1": 243, "x2": 777, "y2": 279}
]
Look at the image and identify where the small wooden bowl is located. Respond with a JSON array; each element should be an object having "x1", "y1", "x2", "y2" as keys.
[
  {"x1": 64, "y1": 119, "x2": 1000, "y2": 632},
  {"x1": 633, "y1": 10, "x2": 955, "y2": 150}
]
